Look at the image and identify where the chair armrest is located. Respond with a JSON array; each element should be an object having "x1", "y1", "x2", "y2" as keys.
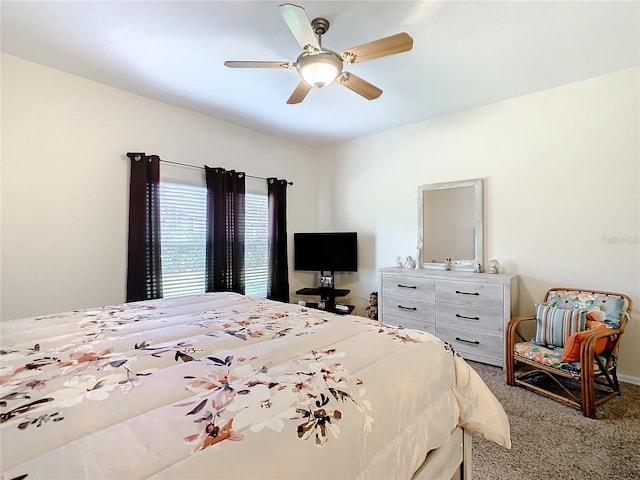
[
  {"x1": 506, "y1": 315, "x2": 535, "y2": 343},
  {"x1": 505, "y1": 315, "x2": 536, "y2": 360},
  {"x1": 580, "y1": 327, "x2": 623, "y2": 360},
  {"x1": 505, "y1": 316, "x2": 537, "y2": 384},
  {"x1": 507, "y1": 316, "x2": 536, "y2": 329}
]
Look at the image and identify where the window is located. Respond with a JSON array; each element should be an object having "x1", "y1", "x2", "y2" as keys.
[{"x1": 159, "y1": 182, "x2": 269, "y2": 298}]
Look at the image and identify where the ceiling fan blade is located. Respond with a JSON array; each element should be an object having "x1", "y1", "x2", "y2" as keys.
[
  {"x1": 224, "y1": 61, "x2": 293, "y2": 69},
  {"x1": 286, "y1": 81, "x2": 312, "y2": 104},
  {"x1": 338, "y1": 72, "x2": 382, "y2": 100},
  {"x1": 342, "y1": 32, "x2": 413, "y2": 64},
  {"x1": 279, "y1": 3, "x2": 320, "y2": 52}
]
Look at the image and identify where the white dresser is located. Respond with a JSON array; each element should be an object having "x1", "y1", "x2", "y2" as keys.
[{"x1": 379, "y1": 267, "x2": 518, "y2": 367}]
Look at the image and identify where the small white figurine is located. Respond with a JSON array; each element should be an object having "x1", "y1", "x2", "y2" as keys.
[
  {"x1": 404, "y1": 256, "x2": 415, "y2": 269},
  {"x1": 396, "y1": 256, "x2": 404, "y2": 268},
  {"x1": 415, "y1": 243, "x2": 422, "y2": 269},
  {"x1": 488, "y1": 259, "x2": 500, "y2": 274}
]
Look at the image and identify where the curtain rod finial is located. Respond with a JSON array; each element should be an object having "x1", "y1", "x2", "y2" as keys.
[{"x1": 127, "y1": 152, "x2": 145, "y2": 162}]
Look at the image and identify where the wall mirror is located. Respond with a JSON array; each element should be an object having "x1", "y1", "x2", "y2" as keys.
[{"x1": 418, "y1": 178, "x2": 483, "y2": 270}]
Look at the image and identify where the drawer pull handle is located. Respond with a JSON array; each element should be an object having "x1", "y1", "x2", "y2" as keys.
[
  {"x1": 455, "y1": 290, "x2": 479, "y2": 296},
  {"x1": 455, "y1": 337, "x2": 480, "y2": 345},
  {"x1": 398, "y1": 284, "x2": 417, "y2": 289},
  {"x1": 397, "y1": 305, "x2": 417, "y2": 311},
  {"x1": 455, "y1": 314, "x2": 480, "y2": 321}
]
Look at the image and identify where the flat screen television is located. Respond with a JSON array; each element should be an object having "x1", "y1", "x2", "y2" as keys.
[{"x1": 294, "y1": 232, "x2": 358, "y2": 273}]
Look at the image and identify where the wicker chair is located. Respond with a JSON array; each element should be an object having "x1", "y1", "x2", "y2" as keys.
[{"x1": 505, "y1": 288, "x2": 632, "y2": 418}]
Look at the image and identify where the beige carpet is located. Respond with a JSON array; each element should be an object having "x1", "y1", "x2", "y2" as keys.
[{"x1": 469, "y1": 361, "x2": 640, "y2": 480}]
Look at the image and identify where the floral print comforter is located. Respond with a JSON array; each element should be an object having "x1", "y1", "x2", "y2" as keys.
[{"x1": 0, "y1": 292, "x2": 510, "y2": 479}]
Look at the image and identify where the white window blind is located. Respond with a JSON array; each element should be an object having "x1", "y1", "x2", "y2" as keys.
[
  {"x1": 159, "y1": 182, "x2": 207, "y2": 297},
  {"x1": 158, "y1": 182, "x2": 269, "y2": 299},
  {"x1": 244, "y1": 193, "x2": 269, "y2": 298}
]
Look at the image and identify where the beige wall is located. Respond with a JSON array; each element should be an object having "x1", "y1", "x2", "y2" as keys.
[
  {"x1": 318, "y1": 67, "x2": 640, "y2": 382},
  {"x1": 2, "y1": 54, "x2": 638, "y2": 382},
  {"x1": 1, "y1": 54, "x2": 319, "y2": 319}
]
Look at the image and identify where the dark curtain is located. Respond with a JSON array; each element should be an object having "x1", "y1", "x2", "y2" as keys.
[
  {"x1": 267, "y1": 178, "x2": 290, "y2": 302},
  {"x1": 126, "y1": 152, "x2": 163, "y2": 302},
  {"x1": 205, "y1": 167, "x2": 246, "y2": 293}
]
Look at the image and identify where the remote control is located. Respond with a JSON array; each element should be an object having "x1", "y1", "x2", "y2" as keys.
[{"x1": 335, "y1": 304, "x2": 349, "y2": 312}]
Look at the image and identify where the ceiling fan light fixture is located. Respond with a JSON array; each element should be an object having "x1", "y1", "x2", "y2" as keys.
[{"x1": 296, "y1": 51, "x2": 343, "y2": 88}]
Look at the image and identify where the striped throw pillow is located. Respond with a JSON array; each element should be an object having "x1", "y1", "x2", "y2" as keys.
[{"x1": 535, "y1": 305, "x2": 586, "y2": 347}]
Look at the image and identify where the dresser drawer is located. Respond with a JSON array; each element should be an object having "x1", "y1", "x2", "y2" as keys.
[
  {"x1": 382, "y1": 275, "x2": 436, "y2": 301},
  {"x1": 436, "y1": 280, "x2": 504, "y2": 309},
  {"x1": 436, "y1": 303, "x2": 503, "y2": 334},
  {"x1": 382, "y1": 294, "x2": 435, "y2": 323},
  {"x1": 435, "y1": 324, "x2": 503, "y2": 360},
  {"x1": 383, "y1": 314, "x2": 436, "y2": 335}
]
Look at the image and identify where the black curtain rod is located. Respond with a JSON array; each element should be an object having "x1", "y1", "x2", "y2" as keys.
[
  {"x1": 126, "y1": 153, "x2": 292, "y2": 185},
  {"x1": 161, "y1": 159, "x2": 293, "y2": 186}
]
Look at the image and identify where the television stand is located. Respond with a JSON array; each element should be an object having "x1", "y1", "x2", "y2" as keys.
[{"x1": 295, "y1": 287, "x2": 354, "y2": 315}]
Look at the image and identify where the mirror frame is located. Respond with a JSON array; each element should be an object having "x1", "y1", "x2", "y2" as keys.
[{"x1": 417, "y1": 178, "x2": 484, "y2": 270}]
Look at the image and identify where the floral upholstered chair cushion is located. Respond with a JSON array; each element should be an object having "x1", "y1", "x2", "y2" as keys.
[
  {"x1": 545, "y1": 291, "x2": 627, "y2": 328},
  {"x1": 513, "y1": 342, "x2": 604, "y2": 374}
]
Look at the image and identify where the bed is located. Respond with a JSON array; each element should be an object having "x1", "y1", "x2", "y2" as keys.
[{"x1": 0, "y1": 292, "x2": 510, "y2": 479}]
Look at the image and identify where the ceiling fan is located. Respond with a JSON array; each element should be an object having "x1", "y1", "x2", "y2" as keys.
[{"x1": 224, "y1": 3, "x2": 414, "y2": 104}]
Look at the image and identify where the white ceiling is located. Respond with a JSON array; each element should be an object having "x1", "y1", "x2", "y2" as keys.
[{"x1": 1, "y1": 1, "x2": 639, "y2": 147}]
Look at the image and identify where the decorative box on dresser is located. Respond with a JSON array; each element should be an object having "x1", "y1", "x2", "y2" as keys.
[{"x1": 379, "y1": 267, "x2": 518, "y2": 367}]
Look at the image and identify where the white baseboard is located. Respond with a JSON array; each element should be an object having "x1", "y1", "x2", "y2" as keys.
[{"x1": 619, "y1": 373, "x2": 640, "y2": 386}]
